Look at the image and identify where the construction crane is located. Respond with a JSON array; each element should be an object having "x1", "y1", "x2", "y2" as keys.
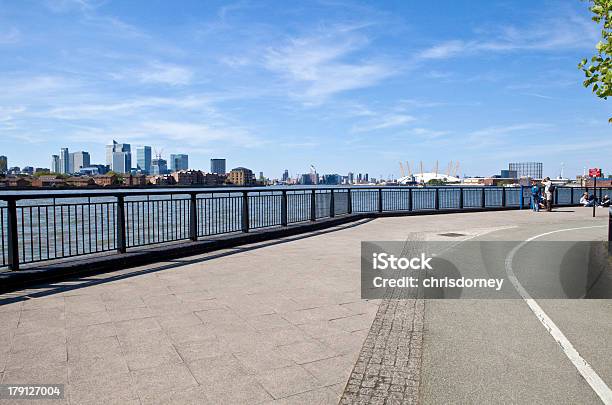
[
  {"x1": 399, "y1": 162, "x2": 405, "y2": 178},
  {"x1": 453, "y1": 161, "x2": 460, "y2": 177},
  {"x1": 419, "y1": 161, "x2": 424, "y2": 177},
  {"x1": 405, "y1": 161, "x2": 412, "y2": 176}
]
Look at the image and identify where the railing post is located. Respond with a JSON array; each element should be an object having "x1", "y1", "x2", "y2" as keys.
[
  {"x1": 347, "y1": 189, "x2": 352, "y2": 214},
  {"x1": 608, "y1": 206, "x2": 611, "y2": 254},
  {"x1": 329, "y1": 190, "x2": 335, "y2": 218},
  {"x1": 281, "y1": 190, "x2": 288, "y2": 226},
  {"x1": 434, "y1": 188, "x2": 440, "y2": 210},
  {"x1": 310, "y1": 189, "x2": 316, "y2": 221},
  {"x1": 571, "y1": 187, "x2": 574, "y2": 205},
  {"x1": 116, "y1": 195, "x2": 126, "y2": 254},
  {"x1": 481, "y1": 187, "x2": 486, "y2": 208},
  {"x1": 459, "y1": 187, "x2": 464, "y2": 209},
  {"x1": 501, "y1": 187, "x2": 506, "y2": 207},
  {"x1": 242, "y1": 191, "x2": 249, "y2": 232},
  {"x1": 554, "y1": 186, "x2": 558, "y2": 207},
  {"x1": 189, "y1": 193, "x2": 197, "y2": 241},
  {"x1": 378, "y1": 188, "x2": 383, "y2": 213},
  {"x1": 519, "y1": 186, "x2": 524, "y2": 210},
  {"x1": 6, "y1": 199, "x2": 19, "y2": 271},
  {"x1": 408, "y1": 188, "x2": 412, "y2": 211}
]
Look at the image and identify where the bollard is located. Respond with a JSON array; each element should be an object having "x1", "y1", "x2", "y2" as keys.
[
  {"x1": 281, "y1": 190, "x2": 288, "y2": 226},
  {"x1": 189, "y1": 193, "x2": 198, "y2": 241},
  {"x1": 241, "y1": 192, "x2": 249, "y2": 232}
]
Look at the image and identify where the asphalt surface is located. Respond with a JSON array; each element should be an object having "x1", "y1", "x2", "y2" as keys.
[{"x1": 421, "y1": 214, "x2": 611, "y2": 404}]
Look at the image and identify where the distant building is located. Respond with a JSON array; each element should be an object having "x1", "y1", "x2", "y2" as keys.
[
  {"x1": 300, "y1": 174, "x2": 313, "y2": 185},
  {"x1": 146, "y1": 174, "x2": 176, "y2": 185},
  {"x1": 59, "y1": 148, "x2": 69, "y2": 174},
  {"x1": 106, "y1": 140, "x2": 131, "y2": 173},
  {"x1": 8, "y1": 167, "x2": 20, "y2": 175},
  {"x1": 21, "y1": 166, "x2": 34, "y2": 175},
  {"x1": 65, "y1": 176, "x2": 96, "y2": 187},
  {"x1": 322, "y1": 174, "x2": 341, "y2": 185},
  {"x1": 151, "y1": 158, "x2": 168, "y2": 175},
  {"x1": 347, "y1": 172, "x2": 354, "y2": 184},
  {"x1": 210, "y1": 159, "x2": 226, "y2": 175},
  {"x1": 509, "y1": 162, "x2": 543, "y2": 179},
  {"x1": 170, "y1": 154, "x2": 189, "y2": 172},
  {"x1": 79, "y1": 165, "x2": 109, "y2": 176},
  {"x1": 1, "y1": 176, "x2": 31, "y2": 188},
  {"x1": 227, "y1": 167, "x2": 255, "y2": 186},
  {"x1": 282, "y1": 169, "x2": 289, "y2": 182},
  {"x1": 0, "y1": 155, "x2": 7, "y2": 174},
  {"x1": 71, "y1": 151, "x2": 90, "y2": 173},
  {"x1": 31, "y1": 175, "x2": 66, "y2": 188},
  {"x1": 500, "y1": 169, "x2": 517, "y2": 179},
  {"x1": 136, "y1": 146, "x2": 152, "y2": 174},
  {"x1": 125, "y1": 174, "x2": 148, "y2": 186},
  {"x1": 93, "y1": 174, "x2": 119, "y2": 187},
  {"x1": 51, "y1": 155, "x2": 60, "y2": 173},
  {"x1": 172, "y1": 170, "x2": 204, "y2": 185}
]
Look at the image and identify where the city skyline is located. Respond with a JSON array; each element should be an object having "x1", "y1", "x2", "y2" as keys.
[{"x1": 0, "y1": 1, "x2": 610, "y2": 178}]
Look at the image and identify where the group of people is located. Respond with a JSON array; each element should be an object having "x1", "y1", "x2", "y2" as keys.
[
  {"x1": 530, "y1": 177, "x2": 610, "y2": 212},
  {"x1": 530, "y1": 177, "x2": 555, "y2": 212},
  {"x1": 580, "y1": 192, "x2": 611, "y2": 207}
]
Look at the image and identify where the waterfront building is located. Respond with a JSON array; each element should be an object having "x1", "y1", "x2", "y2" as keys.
[
  {"x1": 59, "y1": 148, "x2": 69, "y2": 174},
  {"x1": 21, "y1": 166, "x2": 34, "y2": 175},
  {"x1": 322, "y1": 174, "x2": 341, "y2": 185},
  {"x1": 0, "y1": 155, "x2": 7, "y2": 174},
  {"x1": 348, "y1": 172, "x2": 354, "y2": 184},
  {"x1": 146, "y1": 174, "x2": 176, "y2": 185},
  {"x1": 508, "y1": 162, "x2": 543, "y2": 179},
  {"x1": 125, "y1": 174, "x2": 148, "y2": 186},
  {"x1": 93, "y1": 174, "x2": 119, "y2": 187},
  {"x1": 136, "y1": 146, "x2": 152, "y2": 174},
  {"x1": 31, "y1": 175, "x2": 66, "y2": 188},
  {"x1": 51, "y1": 155, "x2": 60, "y2": 173},
  {"x1": 227, "y1": 167, "x2": 255, "y2": 186},
  {"x1": 211, "y1": 159, "x2": 226, "y2": 175},
  {"x1": 71, "y1": 151, "x2": 90, "y2": 173},
  {"x1": 79, "y1": 165, "x2": 108, "y2": 176},
  {"x1": 172, "y1": 170, "x2": 204, "y2": 185},
  {"x1": 170, "y1": 154, "x2": 189, "y2": 172},
  {"x1": 282, "y1": 169, "x2": 289, "y2": 182},
  {"x1": 106, "y1": 140, "x2": 131, "y2": 173},
  {"x1": 65, "y1": 176, "x2": 96, "y2": 187},
  {"x1": 151, "y1": 158, "x2": 168, "y2": 175}
]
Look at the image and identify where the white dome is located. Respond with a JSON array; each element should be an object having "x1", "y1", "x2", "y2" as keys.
[{"x1": 398, "y1": 172, "x2": 461, "y2": 184}]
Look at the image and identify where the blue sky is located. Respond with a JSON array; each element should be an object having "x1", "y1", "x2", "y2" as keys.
[{"x1": 0, "y1": 0, "x2": 610, "y2": 179}]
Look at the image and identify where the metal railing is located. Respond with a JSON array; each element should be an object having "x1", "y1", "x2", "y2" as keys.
[{"x1": 1, "y1": 186, "x2": 610, "y2": 271}]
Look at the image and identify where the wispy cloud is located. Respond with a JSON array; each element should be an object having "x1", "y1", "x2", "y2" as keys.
[
  {"x1": 136, "y1": 63, "x2": 194, "y2": 86},
  {"x1": 264, "y1": 25, "x2": 395, "y2": 103},
  {"x1": 0, "y1": 27, "x2": 20, "y2": 44},
  {"x1": 351, "y1": 114, "x2": 416, "y2": 133},
  {"x1": 418, "y1": 12, "x2": 598, "y2": 60}
]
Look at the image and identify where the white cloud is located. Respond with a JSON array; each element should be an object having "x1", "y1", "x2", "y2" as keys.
[
  {"x1": 137, "y1": 63, "x2": 193, "y2": 86},
  {"x1": 264, "y1": 27, "x2": 395, "y2": 102},
  {"x1": 351, "y1": 114, "x2": 416, "y2": 133},
  {"x1": 417, "y1": 13, "x2": 599, "y2": 61}
]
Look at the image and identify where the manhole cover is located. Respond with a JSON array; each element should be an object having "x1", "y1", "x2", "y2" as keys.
[{"x1": 438, "y1": 232, "x2": 466, "y2": 237}]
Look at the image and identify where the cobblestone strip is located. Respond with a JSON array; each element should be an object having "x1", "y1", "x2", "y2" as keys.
[{"x1": 339, "y1": 296, "x2": 425, "y2": 405}]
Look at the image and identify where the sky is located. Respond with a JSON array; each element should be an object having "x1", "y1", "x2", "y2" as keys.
[{"x1": 0, "y1": 0, "x2": 611, "y2": 179}]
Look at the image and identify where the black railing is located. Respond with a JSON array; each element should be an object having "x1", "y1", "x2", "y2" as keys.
[{"x1": 1, "y1": 186, "x2": 610, "y2": 271}]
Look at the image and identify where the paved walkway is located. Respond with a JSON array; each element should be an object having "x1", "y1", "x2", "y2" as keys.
[{"x1": 0, "y1": 208, "x2": 610, "y2": 404}]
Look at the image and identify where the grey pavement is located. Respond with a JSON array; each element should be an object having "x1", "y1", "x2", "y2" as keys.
[{"x1": 0, "y1": 208, "x2": 610, "y2": 404}]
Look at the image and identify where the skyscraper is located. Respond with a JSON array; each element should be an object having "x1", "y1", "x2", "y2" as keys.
[
  {"x1": 151, "y1": 157, "x2": 168, "y2": 175},
  {"x1": 210, "y1": 159, "x2": 226, "y2": 175},
  {"x1": 136, "y1": 146, "x2": 152, "y2": 174},
  {"x1": 59, "y1": 148, "x2": 69, "y2": 174},
  {"x1": 106, "y1": 140, "x2": 131, "y2": 173},
  {"x1": 51, "y1": 155, "x2": 60, "y2": 173},
  {"x1": 71, "y1": 151, "x2": 90, "y2": 173},
  {"x1": 170, "y1": 154, "x2": 188, "y2": 172},
  {"x1": 282, "y1": 169, "x2": 289, "y2": 182},
  {"x1": 0, "y1": 155, "x2": 7, "y2": 174}
]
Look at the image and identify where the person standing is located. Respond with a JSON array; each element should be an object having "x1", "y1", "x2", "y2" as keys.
[
  {"x1": 530, "y1": 180, "x2": 540, "y2": 212},
  {"x1": 541, "y1": 177, "x2": 553, "y2": 212}
]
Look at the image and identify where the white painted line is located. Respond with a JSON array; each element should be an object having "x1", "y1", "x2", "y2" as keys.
[{"x1": 505, "y1": 225, "x2": 612, "y2": 404}]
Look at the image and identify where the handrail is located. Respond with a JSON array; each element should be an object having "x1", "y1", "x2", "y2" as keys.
[{"x1": 1, "y1": 185, "x2": 610, "y2": 271}]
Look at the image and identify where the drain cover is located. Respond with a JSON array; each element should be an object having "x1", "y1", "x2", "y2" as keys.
[{"x1": 438, "y1": 232, "x2": 466, "y2": 237}]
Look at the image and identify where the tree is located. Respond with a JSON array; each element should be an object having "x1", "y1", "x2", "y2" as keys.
[{"x1": 578, "y1": 0, "x2": 612, "y2": 122}]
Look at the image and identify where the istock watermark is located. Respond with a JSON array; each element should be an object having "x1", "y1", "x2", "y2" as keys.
[{"x1": 361, "y1": 241, "x2": 611, "y2": 299}]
